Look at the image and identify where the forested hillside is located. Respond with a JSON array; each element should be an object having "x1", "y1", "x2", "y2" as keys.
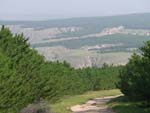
[{"x1": 0, "y1": 26, "x2": 121, "y2": 113}]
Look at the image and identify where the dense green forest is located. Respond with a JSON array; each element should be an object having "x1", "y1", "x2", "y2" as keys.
[{"x1": 0, "y1": 26, "x2": 121, "y2": 113}]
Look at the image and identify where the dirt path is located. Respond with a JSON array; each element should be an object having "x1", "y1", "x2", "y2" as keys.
[{"x1": 71, "y1": 95, "x2": 120, "y2": 113}]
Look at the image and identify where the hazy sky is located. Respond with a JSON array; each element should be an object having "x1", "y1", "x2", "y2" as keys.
[{"x1": 0, "y1": 0, "x2": 150, "y2": 20}]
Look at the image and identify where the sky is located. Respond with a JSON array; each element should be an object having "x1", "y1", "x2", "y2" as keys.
[{"x1": 0, "y1": 0, "x2": 150, "y2": 20}]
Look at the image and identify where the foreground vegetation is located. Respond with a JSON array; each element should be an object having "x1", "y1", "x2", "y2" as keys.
[
  {"x1": 118, "y1": 41, "x2": 150, "y2": 104},
  {"x1": 1, "y1": 26, "x2": 150, "y2": 113},
  {"x1": 111, "y1": 41, "x2": 150, "y2": 113},
  {"x1": 109, "y1": 96, "x2": 150, "y2": 113},
  {"x1": 0, "y1": 26, "x2": 121, "y2": 113},
  {"x1": 52, "y1": 89, "x2": 121, "y2": 113}
]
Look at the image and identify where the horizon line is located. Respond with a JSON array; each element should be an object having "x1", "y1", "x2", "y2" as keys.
[{"x1": 0, "y1": 12, "x2": 150, "y2": 22}]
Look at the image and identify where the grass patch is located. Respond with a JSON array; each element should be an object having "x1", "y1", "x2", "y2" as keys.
[
  {"x1": 51, "y1": 89, "x2": 121, "y2": 113},
  {"x1": 108, "y1": 96, "x2": 150, "y2": 113}
]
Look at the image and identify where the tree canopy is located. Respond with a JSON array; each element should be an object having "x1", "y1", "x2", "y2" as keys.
[
  {"x1": 0, "y1": 26, "x2": 121, "y2": 113},
  {"x1": 118, "y1": 41, "x2": 150, "y2": 103}
]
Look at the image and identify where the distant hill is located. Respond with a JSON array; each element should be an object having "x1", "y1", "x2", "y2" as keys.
[
  {"x1": 0, "y1": 13, "x2": 150, "y2": 27},
  {"x1": 1, "y1": 13, "x2": 150, "y2": 68},
  {"x1": 1, "y1": 13, "x2": 150, "y2": 35}
]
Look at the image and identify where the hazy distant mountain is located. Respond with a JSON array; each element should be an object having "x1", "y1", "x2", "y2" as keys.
[
  {"x1": 1, "y1": 13, "x2": 150, "y2": 28},
  {"x1": 1, "y1": 13, "x2": 150, "y2": 37}
]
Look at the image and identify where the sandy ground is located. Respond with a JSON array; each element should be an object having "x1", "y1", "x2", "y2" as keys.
[{"x1": 71, "y1": 95, "x2": 121, "y2": 113}]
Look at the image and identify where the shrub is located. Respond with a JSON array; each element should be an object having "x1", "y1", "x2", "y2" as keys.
[
  {"x1": 20, "y1": 101, "x2": 52, "y2": 113},
  {"x1": 118, "y1": 41, "x2": 150, "y2": 103}
]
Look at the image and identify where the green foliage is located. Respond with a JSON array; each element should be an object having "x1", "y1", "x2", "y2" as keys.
[
  {"x1": 118, "y1": 41, "x2": 150, "y2": 103},
  {"x1": 77, "y1": 65, "x2": 121, "y2": 91},
  {"x1": 0, "y1": 26, "x2": 121, "y2": 113},
  {"x1": 0, "y1": 26, "x2": 45, "y2": 113},
  {"x1": 109, "y1": 96, "x2": 150, "y2": 113}
]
